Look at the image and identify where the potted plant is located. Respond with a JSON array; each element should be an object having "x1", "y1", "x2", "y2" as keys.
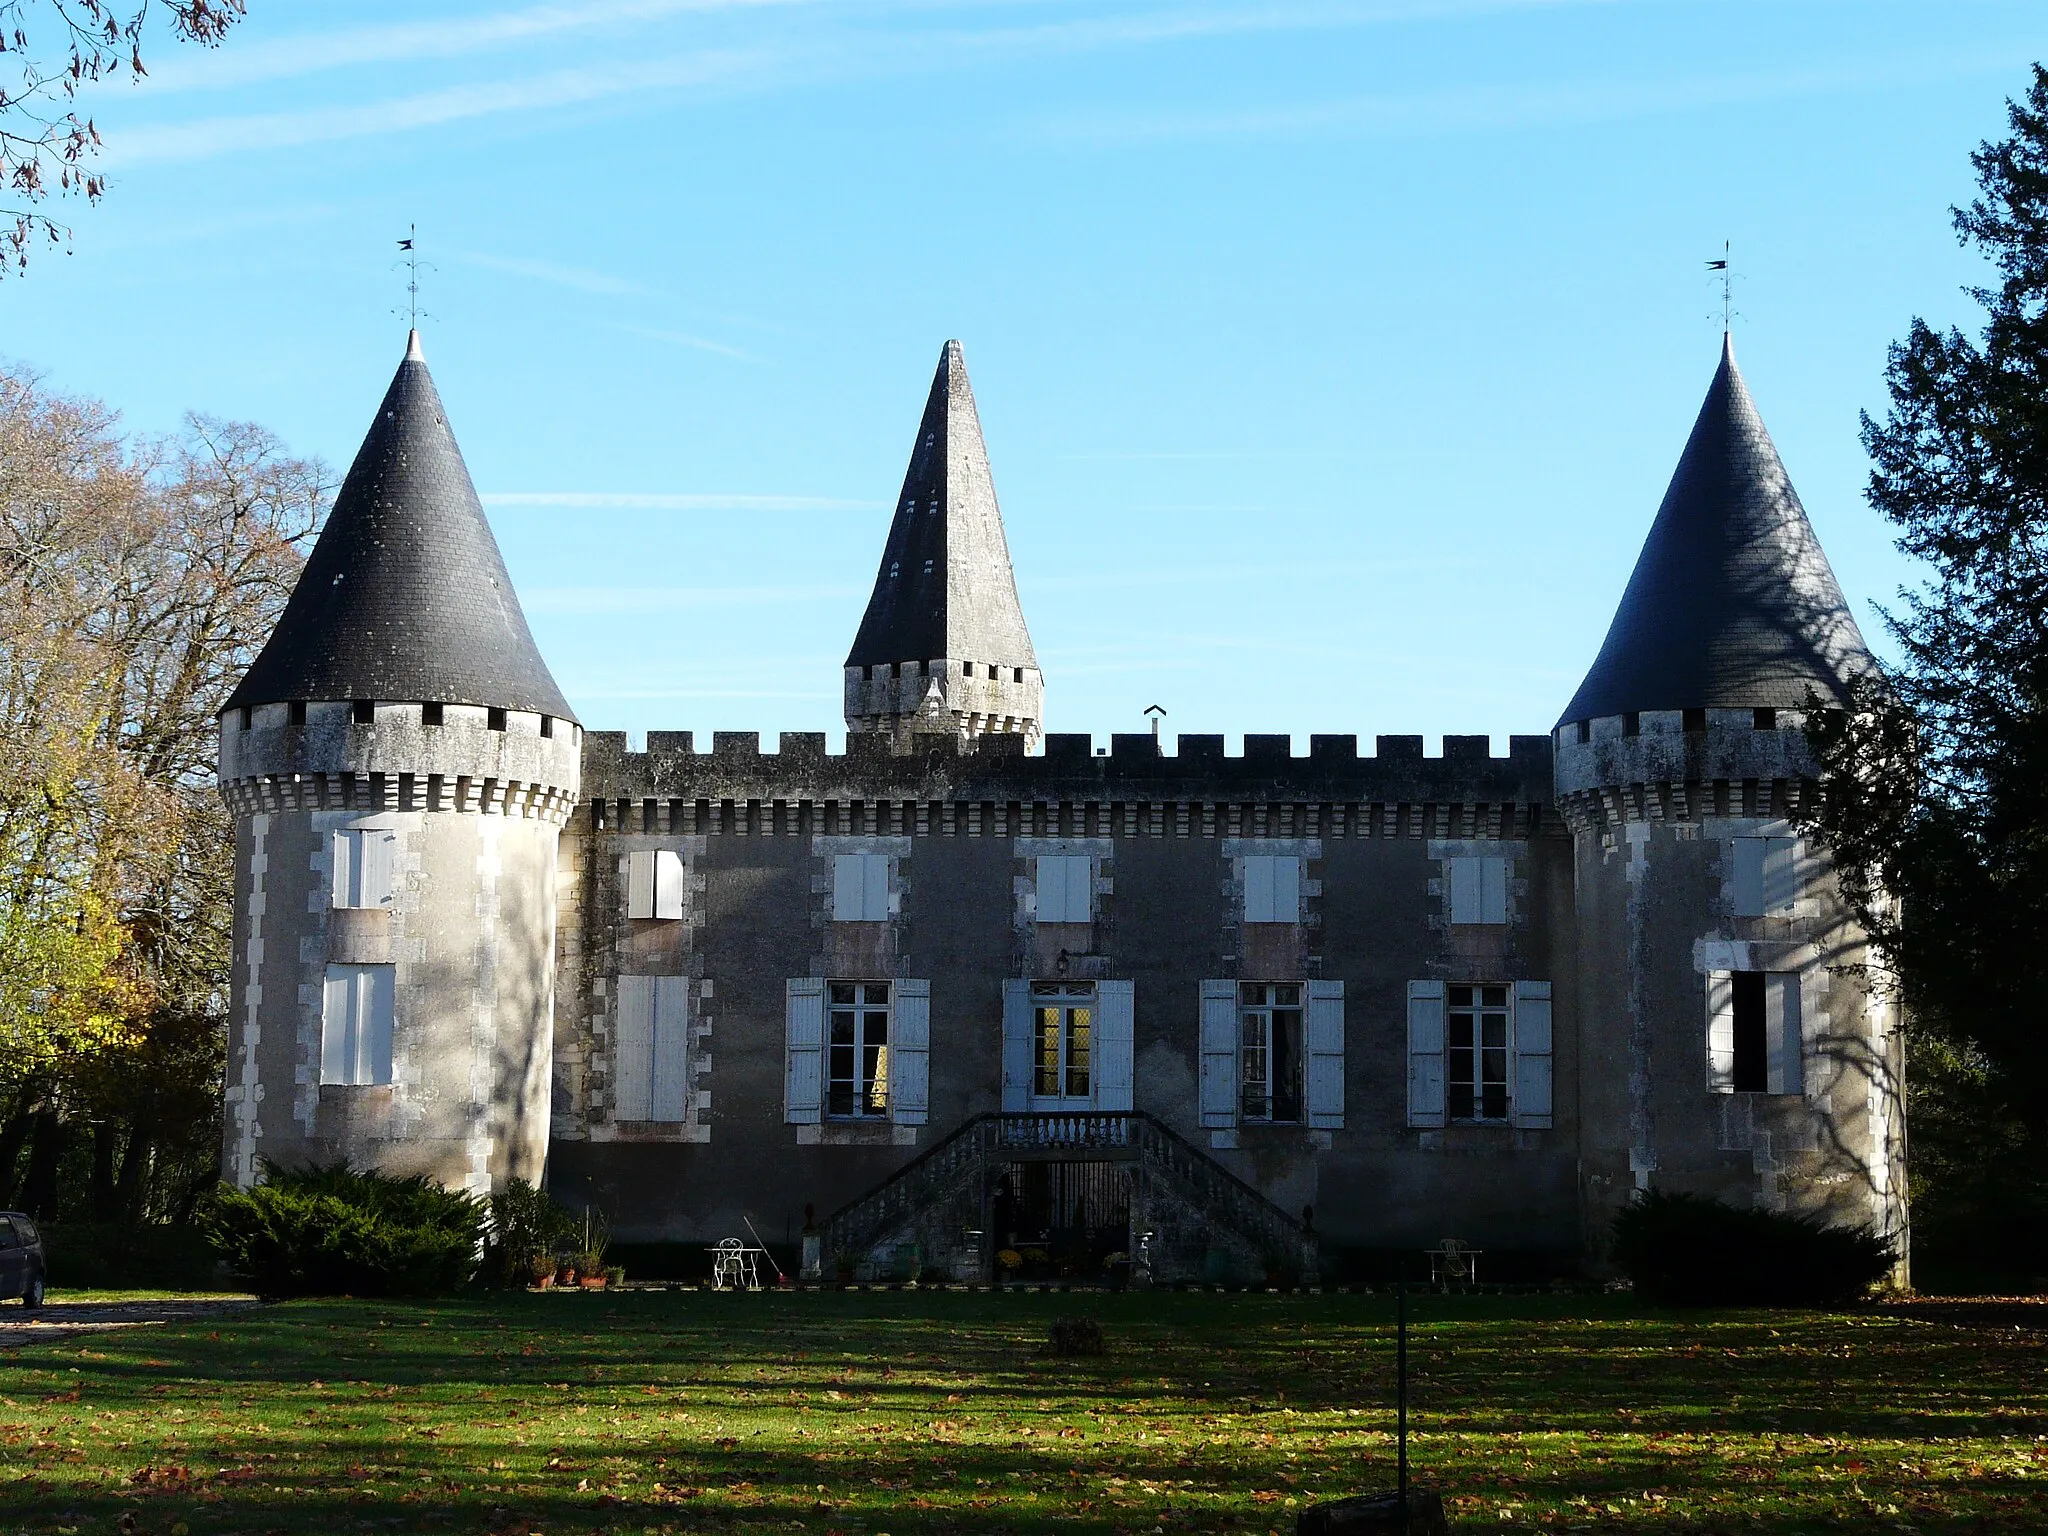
[
  {"x1": 604, "y1": 1264, "x2": 625, "y2": 1288},
  {"x1": 555, "y1": 1251, "x2": 578, "y2": 1287},
  {"x1": 529, "y1": 1252, "x2": 555, "y2": 1290},
  {"x1": 578, "y1": 1252, "x2": 608, "y2": 1289}
]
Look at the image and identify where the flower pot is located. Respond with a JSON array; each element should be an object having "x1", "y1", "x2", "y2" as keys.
[
  {"x1": 581, "y1": 1275, "x2": 608, "y2": 1290},
  {"x1": 532, "y1": 1274, "x2": 555, "y2": 1291}
]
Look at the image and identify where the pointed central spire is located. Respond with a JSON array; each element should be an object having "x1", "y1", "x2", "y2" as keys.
[
  {"x1": 844, "y1": 340, "x2": 1043, "y2": 747},
  {"x1": 1559, "y1": 336, "x2": 1872, "y2": 725},
  {"x1": 225, "y1": 334, "x2": 575, "y2": 721}
]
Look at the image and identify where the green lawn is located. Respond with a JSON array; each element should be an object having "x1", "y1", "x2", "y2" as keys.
[{"x1": 0, "y1": 1290, "x2": 2042, "y2": 1534}]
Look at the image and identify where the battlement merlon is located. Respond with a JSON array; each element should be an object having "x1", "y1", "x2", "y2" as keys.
[{"x1": 575, "y1": 730, "x2": 1556, "y2": 811}]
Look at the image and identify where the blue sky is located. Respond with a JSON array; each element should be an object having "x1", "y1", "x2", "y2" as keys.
[{"x1": 5, "y1": 0, "x2": 2045, "y2": 749}]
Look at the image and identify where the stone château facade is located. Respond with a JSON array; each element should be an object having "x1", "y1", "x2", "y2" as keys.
[{"x1": 217, "y1": 332, "x2": 1905, "y2": 1282}]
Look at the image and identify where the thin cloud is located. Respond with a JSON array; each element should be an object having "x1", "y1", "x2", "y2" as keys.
[
  {"x1": 604, "y1": 322, "x2": 759, "y2": 362},
  {"x1": 484, "y1": 492, "x2": 879, "y2": 510},
  {"x1": 457, "y1": 251, "x2": 652, "y2": 297}
]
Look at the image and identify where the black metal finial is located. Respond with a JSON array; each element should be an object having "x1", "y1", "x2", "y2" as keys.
[{"x1": 395, "y1": 223, "x2": 434, "y2": 333}]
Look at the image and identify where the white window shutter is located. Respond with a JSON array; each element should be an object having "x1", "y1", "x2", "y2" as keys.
[
  {"x1": 1406, "y1": 979, "x2": 1447, "y2": 1127},
  {"x1": 1448, "y1": 859, "x2": 1479, "y2": 925},
  {"x1": 831, "y1": 855, "x2": 863, "y2": 922},
  {"x1": 1732, "y1": 838, "x2": 1766, "y2": 917},
  {"x1": 652, "y1": 850, "x2": 686, "y2": 921},
  {"x1": 1198, "y1": 979, "x2": 1238, "y2": 1128},
  {"x1": 627, "y1": 850, "x2": 657, "y2": 920},
  {"x1": 321, "y1": 966, "x2": 353, "y2": 1083},
  {"x1": 1512, "y1": 979, "x2": 1553, "y2": 1129},
  {"x1": 893, "y1": 978, "x2": 931, "y2": 1125},
  {"x1": 1481, "y1": 857, "x2": 1507, "y2": 924},
  {"x1": 359, "y1": 831, "x2": 395, "y2": 908},
  {"x1": 1094, "y1": 979, "x2": 1134, "y2": 1111},
  {"x1": 331, "y1": 830, "x2": 355, "y2": 910},
  {"x1": 1001, "y1": 979, "x2": 1032, "y2": 1111},
  {"x1": 865, "y1": 853, "x2": 891, "y2": 921},
  {"x1": 361, "y1": 964, "x2": 394, "y2": 1086},
  {"x1": 1767, "y1": 972, "x2": 1803, "y2": 1096},
  {"x1": 1243, "y1": 856, "x2": 1274, "y2": 924},
  {"x1": 1305, "y1": 979, "x2": 1345, "y2": 1129},
  {"x1": 1067, "y1": 856, "x2": 1094, "y2": 923},
  {"x1": 614, "y1": 975, "x2": 654, "y2": 1121},
  {"x1": 650, "y1": 975, "x2": 690, "y2": 1122},
  {"x1": 1763, "y1": 837, "x2": 1800, "y2": 915},
  {"x1": 1275, "y1": 856, "x2": 1302, "y2": 922},
  {"x1": 784, "y1": 977, "x2": 825, "y2": 1124},
  {"x1": 1706, "y1": 970, "x2": 1736, "y2": 1092}
]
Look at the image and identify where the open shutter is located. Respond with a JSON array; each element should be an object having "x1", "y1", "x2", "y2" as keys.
[
  {"x1": 1706, "y1": 970, "x2": 1735, "y2": 1092},
  {"x1": 1068, "y1": 857, "x2": 1095, "y2": 922},
  {"x1": 1732, "y1": 838, "x2": 1765, "y2": 916},
  {"x1": 1305, "y1": 979, "x2": 1345, "y2": 1128},
  {"x1": 1243, "y1": 857, "x2": 1274, "y2": 923},
  {"x1": 321, "y1": 966, "x2": 353, "y2": 1084},
  {"x1": 652, "y1": 850, "x2": 686, "y2": 921},
  {"x1": 650, "y1": 976, "x2": 691, "y2": 1121},
  {"x1": 361, "y1": 964, "x2": 394, "y2": 1086},
  {"x1": 1766, "y1": 972, "x2": 1803, "y2": 1096},
  {"x1": 1094, "y1": 979, "x2": 1134, "y2": 1111},
  {"x1": 1482, "y1": 857, "x2": 1507, "y2": 924},
  {"x1": 831, "y1": 855, "x2": 863, "y2": 921},
  {"x1": 626, "y1": 851, "x2": 656, "y2": 920},
  {"x1": 1406, "y1": 979, "x2": 1446, "y2": 1127},
  {"x1": 1199, "y1": 979, "x2": 1238, "y2": 1128},
  {"x1": 360, "y1": 830, "x2": 395, "y2": 907},
  {"x1": 614, "y1": 975, "x2": 654, "y2": 1121},
  {"x1": 866, "y1": 853, "x2": 891, "y2": 921},
  {"x1": 784, "y1": 977, "x2": 824, "y2": 1123},
  {"x1": 1001, "y1": 979, "x2": 1032, "y2": 1111},
  {"x1": 1448, "y1": 859, "x2": 1478, "y2": 924},
  {"x1": 1762, "y1": 837, "x2": 1800, "y2": 915},
  {"x1": 1275, "y1": 856, "x2": 1302, "y2": 923},
  {"x1": 331, "y1": 831, "x2": 357, "y2": 910},
  {"x1": 1512, "y1": 979, "x2": 1553, "y2": 1128},
  {"x1": 892, "y1": 978, "x2": 931, "y2": 1125}
]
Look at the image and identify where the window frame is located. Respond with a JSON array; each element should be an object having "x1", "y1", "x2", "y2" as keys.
[
  {"x1": 1445, "y1": 982, "x2": 1512, "y2": 1123},
  {"x1": 826, "y1": 980, "x2": 893, "y2": 1120},
  {"x1": 1237, "y1": 981, "x2": 1305, "y2": 1123},
  {"x1": 1030, "y1": 980, "x2": 1095, "y2": 1104}
]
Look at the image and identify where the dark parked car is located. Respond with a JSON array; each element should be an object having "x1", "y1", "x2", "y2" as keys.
[{"x1": 0, "y1": 1212, "x2": 45, "y2": 1307}]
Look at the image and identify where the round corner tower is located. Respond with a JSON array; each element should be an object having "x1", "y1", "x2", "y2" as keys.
[
  {"x1": 1556, "y1": 334, "x2": 1907, "y2": 1267},
  {"x1": 217, "y1": 331, "x2": 581, "y2": 1197},
  {"x1": 843, "y1": 339, "x2": 1044, "y2": 749}
]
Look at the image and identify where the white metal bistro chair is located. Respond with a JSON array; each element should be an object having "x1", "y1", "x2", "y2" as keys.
[
  {"x1": 1427, "y1": 1237, "x2": 1481, "y2": 1291},
  {"x1": 708, "y1": 1237, "x2": 763, "y2": 1291}
]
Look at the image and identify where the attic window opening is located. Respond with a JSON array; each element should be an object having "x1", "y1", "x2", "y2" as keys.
[
  {"x1": 421, "y1": 702, "x2": 444, "y2": 727},
  {"x1": 488, "y1": 707, "x2": 508, "y2": 732},
  {"x1": 289, "y1": 701, "x2": 307, "y2": 727},
  {"x1": 1683, "y1": 708, "x2": 1706, "y2": 732},
  {"x1": 1574, "y1": 721, "x2": 1589, "y2": 745},
  {"x1": 1621, "y1": 712, "x2": 1641, "y2": 738},
  {"x1": 351, "y1": 700, "x2": 375, "y2": 725},
  {"x1": 237, "y1": 706, "x2": 252, "y2": 732},
  {"x1": 861, "y1": 665, "x2": 872, "y2": 681},
  {"x1": 540, "y1": 715, "x2": 554, "y2": 739},
  {"x1": 919, "y1": 660, "x2": 930, "y2": 677},
  {"x1": 988, "y1": 665, "x2": 998, "y2": 680},
  {"x1": 1013, "y1": 667, "x2": 1024, "y2": 684},
  {"x1": 1753, "y1": 707, "x2": 1778, "y2": 730},
  {"x1": 962, "y1": 660, "x2": 973, "y2": 677}
]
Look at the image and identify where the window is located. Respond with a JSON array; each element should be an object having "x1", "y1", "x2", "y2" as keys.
[
  {"x1": 1448, "y1": 857, "x2": 1508, "y2": 925},
  {"x1": 828, "y1": 982, "x2": 892, "y2": 1118},
  {"x1": 237, "y1": 705, "x2": 252, "y2": 731},
  {"x1": 626, "y1": 849, "x2": 687, "y2": 920},
  {"x1": 487, "y1": 707, "x2": 508, "y2": 732},
  {"x1": 321, "y1": 964, "x2": 394, "y2": 1086},
  {"x1": 351, "y1": 699, "x2": 375, "y2": 724},
  {"x1": 987, "y1": 664, "x2": 998, "y2": 680},
  {"x1": 421, "y1": 701, "x2": 444, "y2": 726},
  {"x1": 332, "y1": 827, "x2": 396, "y2": 909},
  {"x1": 1239, "y1": 983, "x2": 1304, "y2": 1122},
  {"x1": 613, "y1": 975, "x2": 691, "y2": 1122},
  {"x1": 1032, "y1": 982, "x2": 1094, "y2": 1100},
  {"x1": 1034, "y1": 856, "x2": 1093, "y2": 923},
  {"x1": 1683, "y1": 707, "x2": 1706, "y2": 732},
  {"x1": 1447, "y1": 984, "x2": 1511, "y2": 1122},
  {"x1": 1710, "y1": 969, "x2": 1802, "y2": 1095},
  {"x1": 1753, "y1": 707, "x2": 1777, "y2": 730},
  {"x1": 539, "y1": 715, "x2": 554, "y2": 738},
  {"x1": 832, "y1": 853, "x2": 890, "y2": 922},
  {"x1": 962, "y1": 660, "x2": 973, "y2": 676},
  {"x1": 1732, "y1": 836, "x2": 1799, "y2": 916},
  {"x1": 1242, "y1": 855, "x2": 1301, "y2": 924},
  {"x1": 289, "y1": 700, "x2": 306, "y2": 727}
]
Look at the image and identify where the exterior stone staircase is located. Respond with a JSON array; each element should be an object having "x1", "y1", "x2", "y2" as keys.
[{"x1": 814, "y1": 1111, "x2": 1318, "y2": 1284}]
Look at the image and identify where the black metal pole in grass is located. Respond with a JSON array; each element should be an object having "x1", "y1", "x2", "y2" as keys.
[{"x1": 1397, "y1": 1272, "x2": 1409, "y2": 1534}]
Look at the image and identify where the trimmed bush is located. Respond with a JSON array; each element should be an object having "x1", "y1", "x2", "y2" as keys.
[
  {"x1": 1611, "y1": 1189, "x2": 1895, "y2": 1306},
  {"x1": 480, "y1": 1177, "x2": 578, "y2": 1290},
  {"x1": 197, "y1": 1162, "x2": 483, "y2": 1298}
]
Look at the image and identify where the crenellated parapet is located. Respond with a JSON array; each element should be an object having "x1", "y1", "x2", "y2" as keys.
[{"x1": 1552, "y1": 709, "x2": 1820, "y2": 833}]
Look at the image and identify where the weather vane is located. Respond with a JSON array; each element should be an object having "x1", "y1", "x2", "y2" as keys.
[
  {"x1": 1706, "y1": 241, "x2": 1736, "y2": 332},
  {"x1": 394, "y1": 224, "x2": 434, "y2": 331}
]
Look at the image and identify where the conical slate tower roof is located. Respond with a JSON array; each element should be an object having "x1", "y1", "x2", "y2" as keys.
[
  {"x1": 225, "y1": 333, "x2": 575, "y2": 722},
  {"x1": 846, "y1": 340, "x2": 1038, "y2": 671},
  {"x1": 1559, "y1": 335, "x2": 1871, "y2": 725}
]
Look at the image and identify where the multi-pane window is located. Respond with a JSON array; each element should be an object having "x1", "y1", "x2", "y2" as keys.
[
  {"x1": 1239, "y1": 983, "x2": 1304, "y2": 1122},
  {"x1": 827, "y1": 982, "x2": 890, "y2": 1118},
  {"x1": 1447, "y1": 983, "x2": 1510, "y2": 1121},
  {"x1": 1031, "y1": 981, "x2": 1094, "y2": 1100}
]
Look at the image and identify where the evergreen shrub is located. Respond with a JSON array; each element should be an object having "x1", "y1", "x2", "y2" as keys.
[
  {"x1": 480, "y1": 1177, "x2": 578, "y2": 1289},
  {"x1": 1611, "y1": 1189, "x2": 1895, "y2": 1306},
  {"x1": 197, "y1": 1161, "x2": 483, "y2": 1297}
]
